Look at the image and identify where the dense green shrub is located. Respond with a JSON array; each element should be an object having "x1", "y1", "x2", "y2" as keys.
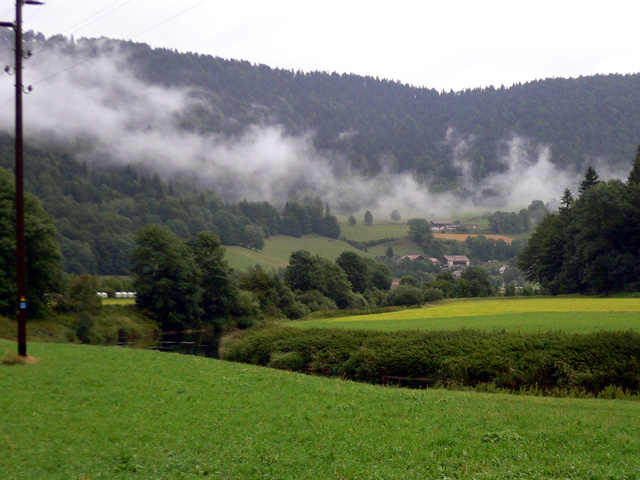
[
  {"x1": 422, "y1": 287, "x2": 444, "y2": 303},
  {"x1": 385, "y1": 285, "x2": 424, "y2": 306},
  {"x1": 220, "y1": 325, "x2": 640, "y2": 396}
]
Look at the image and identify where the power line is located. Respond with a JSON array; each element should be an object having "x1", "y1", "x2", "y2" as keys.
[
  {"x1": 131, "y1": 0, "x2": 209, "y2": 41},
  {"x1": 30, "y1": 0, "x2": 210, "y2": 87},
  {"x1": 0, "y1": 8, "x2": 12, "y2": 20},
  {"x1": 63, "y1": 0, "x2": 137, "y2": 36},
  {"x1": 24, "y1": 4, "x2": 44, "y2": 23},
  {"x1": 60, "y1": 0, "x2": 131, "y2": 35}
]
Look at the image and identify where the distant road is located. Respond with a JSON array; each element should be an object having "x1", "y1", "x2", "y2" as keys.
[{"x1": 433, "y1": 233, "x2": 513, "y2": 244}]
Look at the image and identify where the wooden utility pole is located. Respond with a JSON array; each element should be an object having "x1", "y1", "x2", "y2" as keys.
[{"x1": 1, "y1": 1, "x2": 44, "y2": 357}]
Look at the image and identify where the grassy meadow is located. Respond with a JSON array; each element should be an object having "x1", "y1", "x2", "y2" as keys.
[
  {"x1": 338, "y1": 220, "x2": 409, "y2": 241},
  {"x1": 223, "y1": 221, "x2": 520, "y2": 271},
  {"x1": 225, "y1": 233, "x2": 375, "y2": 271},
  {"x1": 290, "y1": 297, "x2": 640, "y2": 333},
  {"x1": 2, "y1": 339, "x2": 640, "y2": 479}
]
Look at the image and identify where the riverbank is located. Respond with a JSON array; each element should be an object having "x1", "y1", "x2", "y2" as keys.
[{"x1": 0, "y1": 304, "x2": 159, "y2": 345}]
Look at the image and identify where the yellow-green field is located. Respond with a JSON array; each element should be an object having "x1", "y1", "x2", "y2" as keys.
[
  {"x1": 290, "y1": 297, "x2": 640, "y2": 333},
  {"x1": 103, "y1": 298, "x2": 135, "y2": 306}
]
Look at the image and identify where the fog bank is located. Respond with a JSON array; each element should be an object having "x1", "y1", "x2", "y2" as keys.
[{"x1": 0, "y1": 39, "x2": 595, "y2": 217}]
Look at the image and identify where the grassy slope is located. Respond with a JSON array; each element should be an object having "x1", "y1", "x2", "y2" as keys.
[
  {"x1": 290, "y1": 297, "x2": 640, "y2": 332},
  {"x1": 1, "y1": 340, "x2": 639, "y2": 479},
  {"x1": 224, "y1": 222, "x2": 519, "y2": 271},
  {"x1": 224, "y1": 233, "x2": 375, "y2": 271},
  {"x1": 339, "y1": 221, "x2": 409, "y2": 241}
]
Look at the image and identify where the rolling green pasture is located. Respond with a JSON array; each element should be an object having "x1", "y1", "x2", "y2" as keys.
[
  {"x1": 339, "y1": 220, "x2": 409, "y2": 242},
  {"x1": 366, "y1": 236, "x2": 425, "y2": 257},
  {"x1": 291, "y1": 297, "x2": 640, "y2": 333},
  {"x1": 1, "y1": 340, "x2": 639, "y2": 479},
  {"x1": 225, "y1": 233, "x2": 374, "y2": 271}
]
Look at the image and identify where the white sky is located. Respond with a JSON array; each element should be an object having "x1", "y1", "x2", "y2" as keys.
[{"x1": 5, "y1": 0, "x2": 640, "y2": 91}]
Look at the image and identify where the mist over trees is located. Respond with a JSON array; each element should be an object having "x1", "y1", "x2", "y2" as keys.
[
  {"x1": 0, "y1": 134, "x2": 344, "y2": 275},
  {"x1": 4, "y1": 31, "x2": 640, "y2": 193},
  {"x1": 519, "y1": 153, "x2": 640, "y2": 295}
]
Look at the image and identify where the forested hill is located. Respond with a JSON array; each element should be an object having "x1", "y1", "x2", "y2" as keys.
[
  {"x1": 4, "y1": 31, "x2": 640, "y2": 186},
  {"x1": 90, "y1": 35, "x2": 640, "y2": 181},
  {"x1": 0, "y1": 134, "x2": 341, "y2": 275}
]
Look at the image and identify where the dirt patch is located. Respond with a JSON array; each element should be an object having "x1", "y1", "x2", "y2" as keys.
[
  {"x1": 2, "y1": 353, "x2": 39, "y2": 366},
  {"x1": 433, "y1": 233, "x2": 513, "y2": 244}
]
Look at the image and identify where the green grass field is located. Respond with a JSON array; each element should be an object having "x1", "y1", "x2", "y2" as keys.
[
  {"x1": 224, "y1": 233, "x2": 375, "y2": 271},
  {"x1": 290, "y1": 297, "x2": 640, "y2": 332},
  {"x1": 367, "y1": 236, "x2": 425, "y2": 257},
  {"x1": 1, "y1": 339, "x2": 639, "y2": 479},
  {"x1": 103, "y1": 298, "x2": 136, "y2": 306},
  {"x1": 339, "y1": 220, "x2": 409, "y2": 242}
]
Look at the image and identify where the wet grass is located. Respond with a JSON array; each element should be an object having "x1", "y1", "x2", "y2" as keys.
[{"x1": 1, "y1": 339, "x2": 639, "y2": 479}]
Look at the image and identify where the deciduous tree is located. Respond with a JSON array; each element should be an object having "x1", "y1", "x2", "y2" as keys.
[{"x1": 0, "y1": 168, "x2": 63, "y2": 317}]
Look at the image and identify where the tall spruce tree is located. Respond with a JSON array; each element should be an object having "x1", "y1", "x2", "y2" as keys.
[
  {"x1": 628, "y1": 144, "x2": 640, "y2": 186},
  {"x1": 579, "y1": 166, "x2": 600, "y2": 194},
  {"x1": 559, "y1": 188, "x2": 575, "y2": 216}
]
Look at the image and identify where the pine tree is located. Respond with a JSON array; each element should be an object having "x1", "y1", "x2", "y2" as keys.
[
  {"x1": 559, "y1": 188, "x2": 574, "y2": 216},
  {"x1": 627, "y1": 144, "x2": 640, "y2": 186},
  {"x1": 579, "y1": 166, "x2": 600, "y2": 194}
]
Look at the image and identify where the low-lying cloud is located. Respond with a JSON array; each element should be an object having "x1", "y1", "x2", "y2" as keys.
[{"x1": 0, "y1": 37, "x2": 598, "y2": 218}]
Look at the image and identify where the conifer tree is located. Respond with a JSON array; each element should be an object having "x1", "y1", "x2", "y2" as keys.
[
  {"x1": 579, "y1": 166, "x2": 600, "y2": 194},
  {"x1": 559, "y1": 188, "x2": 574, "y2": 216},
  {"x1": 627, "y1": 144, "x2": 640, "y2": 186}
]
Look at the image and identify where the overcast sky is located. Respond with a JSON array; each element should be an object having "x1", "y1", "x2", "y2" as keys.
[{"x1": 5, "y1": 0, "x2": 640, "y2": 91}]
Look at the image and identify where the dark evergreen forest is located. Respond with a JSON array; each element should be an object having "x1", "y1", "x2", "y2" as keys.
[
  {"x1": 124, "y1": 38, "x2": 640, "y2": 182},
  {"x1": 4, "y1": 31, "x2": 640, "y2": 185}
]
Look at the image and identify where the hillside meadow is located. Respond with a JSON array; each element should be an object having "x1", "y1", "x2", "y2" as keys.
[
  {"x1": 2, "y1": 339, "x2": 640, "y2": 479},
  {"x1": 218, "y1": 220, "x2": 521, "y2": 272},
  {"x1": 224, "y1": 233, "x2": 375, "y2": 271},
  {"x1": 290, "y1": 297, "x2": 640, "y2": 332}
]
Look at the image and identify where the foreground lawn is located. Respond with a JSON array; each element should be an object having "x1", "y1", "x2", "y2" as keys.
[
  {"x1": 1, "y1": 340, "x2": 639, "y2": 479},
  {"x1": 291, "y1": 297, "x2": 640, "y2": 332}
]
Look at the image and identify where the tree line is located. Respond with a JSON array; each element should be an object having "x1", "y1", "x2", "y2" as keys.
[
  {"x1": 0, "y1": 135, "x2": 340, "y2": 275},
  {"x1": 519, "y1": 146, "x2": 640, "y2": 294}
]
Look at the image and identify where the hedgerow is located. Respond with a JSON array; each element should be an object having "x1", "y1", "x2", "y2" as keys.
[{"x1": 220, "y1": 324, "x2": 640, "y2": 396}]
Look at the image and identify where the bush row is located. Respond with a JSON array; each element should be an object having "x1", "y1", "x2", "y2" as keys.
[
  {"x1": 220, "y1": 324, "x2": 640, "y2": 396},
  {"x1": 339, "y1": 237, "x2": 399, "y2": 252}
]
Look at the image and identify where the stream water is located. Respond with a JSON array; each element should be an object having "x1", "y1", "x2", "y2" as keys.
[{"x1": 117, "y1": 330, "x2": 223, "y2": 358}]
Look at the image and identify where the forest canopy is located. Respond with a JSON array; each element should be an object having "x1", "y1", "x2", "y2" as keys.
[{"x1": 518, "y1": 148, "x2": 640, "y2": 294}]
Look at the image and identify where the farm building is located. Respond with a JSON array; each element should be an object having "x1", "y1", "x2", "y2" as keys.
[
  {"x1": 401, "y1": 255, "x2": 424, "y2": 261},
  {"x1": 430, "y1": 221, "x2": 460, "y2": 231},
  {"x1": 442, "y1": 255, "x2": 471, "y2": 268},
  {"x1": 428, "y1": 257, "x2": 440, "y2": 265}
]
